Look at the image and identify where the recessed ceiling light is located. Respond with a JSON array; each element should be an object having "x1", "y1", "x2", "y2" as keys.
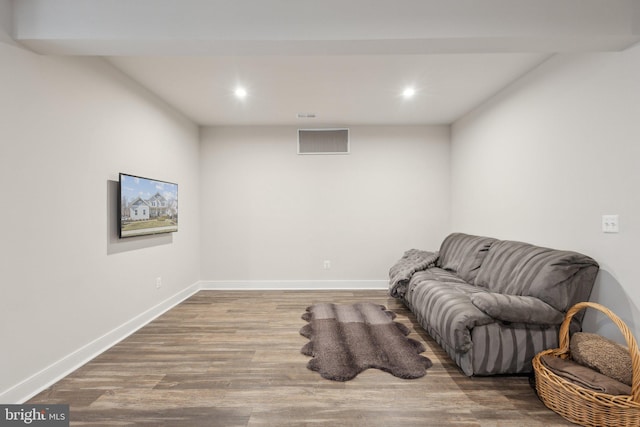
[
  {"x1": 234, "y1": 87, "x2": 247, "y2": 99},
  {"x1": 402, "y1": 87, "x2": 416, "y2": 99}
]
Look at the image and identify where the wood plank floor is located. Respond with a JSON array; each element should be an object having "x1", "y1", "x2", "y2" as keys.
[{"x1": 28, "y1": 290, "x2": 573, "y2": 426}]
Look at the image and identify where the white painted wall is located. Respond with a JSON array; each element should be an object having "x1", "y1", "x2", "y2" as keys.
[
  {"x1": 200, "y1": 125, "x2": 450, "y2": 284},
  {"x1": 0, "y1": 43, "x2": 200, "y2": 401},
  {"x1": 0, "y1": 0, "x2": 15, "y2": 45},
  {"x1": 451, "y1": 45, "x2": 640, "y2": 341}
]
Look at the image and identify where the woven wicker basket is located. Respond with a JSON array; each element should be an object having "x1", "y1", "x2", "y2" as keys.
[{"x1": 533, "y1": 302, "x2": 640, "y2": 427}]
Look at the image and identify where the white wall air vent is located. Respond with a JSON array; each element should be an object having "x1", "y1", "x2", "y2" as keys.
[{"x1": 298, "y1": 128, "x2": 349, "y2": 155}]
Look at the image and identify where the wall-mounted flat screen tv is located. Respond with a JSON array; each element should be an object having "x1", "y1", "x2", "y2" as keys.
[{"x1": 118, "y1": 173, "x2": 178, "y2": 238}]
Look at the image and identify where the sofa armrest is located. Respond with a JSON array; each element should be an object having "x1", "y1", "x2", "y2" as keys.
[{"x1": 470, "y1": 292, "x2": 564, "y2": 325}]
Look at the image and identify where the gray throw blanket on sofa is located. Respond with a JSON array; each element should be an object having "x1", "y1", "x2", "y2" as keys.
[{"x1": 388, "y1": 249, "x2": 439, "y2": 297}]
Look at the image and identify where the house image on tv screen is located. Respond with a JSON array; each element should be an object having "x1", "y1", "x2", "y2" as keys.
[
  {"x1": 128, "y1": 197, "x2": 149, "y2": 220},
  {"x1": 127, "y1": 193, "x2": 174, "y2": 221},
  {"x1": 119, "y1": 174, "x2": 178, "y2": 237}
]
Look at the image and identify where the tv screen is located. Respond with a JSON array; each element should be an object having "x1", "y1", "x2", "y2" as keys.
[{"x1": 118, "y1": 173, "x2": 178, "y2": 238}]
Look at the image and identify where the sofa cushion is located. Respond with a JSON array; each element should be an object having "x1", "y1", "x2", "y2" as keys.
[
  {"x1": 407, "y1": 277, "x2": 494, "y2": 353},
  {"x1": 470, "y1": 292, "x2": 564, "y2": 325},
  {"x1": 404, "y1": 268, "x2": 467, "y2": 305},
  {"x1": 410, "y1": 267, "x2": 467, "y2": 284},
  {"x1": 474, "y1": 240, "x2": 599, "y2": 312},
  {"x1": 437, "y1": 233, "x2": 497, "y2": 283}
]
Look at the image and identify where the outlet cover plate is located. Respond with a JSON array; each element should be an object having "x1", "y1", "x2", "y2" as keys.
[{"x1": 602, "y1": 214, "x2": 619, "y2": 233}]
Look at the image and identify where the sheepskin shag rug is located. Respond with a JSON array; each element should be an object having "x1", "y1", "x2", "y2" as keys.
[{"x1": 300, "y1": 302, "x2": 432, "y2": 381}]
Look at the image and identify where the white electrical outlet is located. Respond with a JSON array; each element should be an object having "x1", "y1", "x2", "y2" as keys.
[
  {"x1": 602, "y1": 215, "x2": 619, "y2": 233},
  {"x1": 323, "y1": 260, "x2": 331, "y2": 270},
  {"x1": 156, "y1": 277, "x2": 162, "y2": 289}
]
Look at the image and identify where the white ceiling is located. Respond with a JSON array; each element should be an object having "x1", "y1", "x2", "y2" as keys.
[
  {"x1": 105, "y1": 54, "x2": 550, "y2": 126},
  {"x1": 8, "y1": 0, "x2": 640, "y2": 126}
]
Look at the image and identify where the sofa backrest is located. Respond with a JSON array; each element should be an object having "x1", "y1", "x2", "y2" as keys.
[
  {"x1": 474, "y1": 240, "x2": 599, "y2": 312},
  {"x1": 437, "y1": 233, "x2": 497, "y2": 283}
]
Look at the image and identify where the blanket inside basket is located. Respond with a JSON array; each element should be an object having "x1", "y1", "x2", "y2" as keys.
[{"x1": 540, "y1": 355, "x2": 631, "y2": 396}]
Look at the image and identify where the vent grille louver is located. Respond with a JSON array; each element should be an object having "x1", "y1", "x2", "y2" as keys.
[{"x1": 298, "y1": 129, "x2": 349, "y2": 155}]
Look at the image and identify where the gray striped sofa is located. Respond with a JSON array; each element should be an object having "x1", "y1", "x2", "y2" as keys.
[{"x1": 389, "y1": 233, "x2": 599, "y2": 376}]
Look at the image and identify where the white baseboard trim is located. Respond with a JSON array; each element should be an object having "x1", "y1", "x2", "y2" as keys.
[
  {"x1": 2, "y1": 281, "x2": 201, "y2": 404},
  {"x1": 199, "y1": 280, "x2": 388, "y2": 290}
]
